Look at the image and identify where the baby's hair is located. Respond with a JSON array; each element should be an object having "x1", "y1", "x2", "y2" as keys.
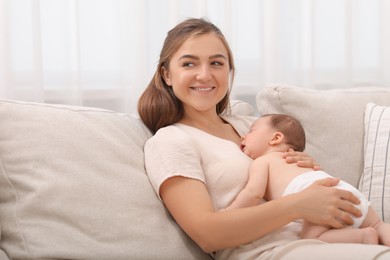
[{"x1": 262, "y1": 114, "x2": 306, "y2": 152}]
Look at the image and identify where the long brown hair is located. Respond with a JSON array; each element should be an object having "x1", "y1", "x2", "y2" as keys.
[{"x1": 137, "y1": 18, "x2": 235, "y2": 134}]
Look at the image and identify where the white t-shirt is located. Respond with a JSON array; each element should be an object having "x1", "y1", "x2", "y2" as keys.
[
  {"x1": 144, "y1": 114, "x2": 301, "y2": 259},
  {"x1": 145, "y1": 114, "x2": 255, "y2": 210}
]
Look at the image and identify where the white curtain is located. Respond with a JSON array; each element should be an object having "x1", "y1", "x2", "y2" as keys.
[{"x1": 1, "y1": 0, "x2": 390, "y2": 114}]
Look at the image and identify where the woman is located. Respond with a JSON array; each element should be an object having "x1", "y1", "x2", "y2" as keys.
[{"x1": 138, "y1": 18, "x2": 361, "y2": 258}]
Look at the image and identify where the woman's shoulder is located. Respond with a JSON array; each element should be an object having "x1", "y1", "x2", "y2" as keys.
[
  {"x1": 145, "y1": 124, "x2": 192, "y2": 147},
  {"x1": 152, "y1": 124, "x2": 181, "y2": 136},
  {"x1": 152, "y1": 124, "x2": 192, "y2": 138}
]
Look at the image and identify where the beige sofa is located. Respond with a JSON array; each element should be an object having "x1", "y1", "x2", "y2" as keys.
[{"x1": 0, "y1": 85, "x2": 389, "y2": 259}]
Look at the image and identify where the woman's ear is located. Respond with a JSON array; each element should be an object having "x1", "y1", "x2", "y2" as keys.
[
  {"x1": 161, "y1": 66, "x2": 172, "y2": 86},
  {"x1": 270, "y1": 132, "x2": 284, "y2": 145}
]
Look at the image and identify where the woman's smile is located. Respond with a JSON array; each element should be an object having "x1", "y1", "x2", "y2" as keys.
[{"x1": 190, "y1": 86, "x2": 215, "y2": 92}]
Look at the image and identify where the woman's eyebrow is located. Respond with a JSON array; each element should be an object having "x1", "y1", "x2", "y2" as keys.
[
  {"x1": 210, "y1": 54, "x2": 227, "y2": 60},
  {"x1": 178, "y1": 54, "x2": 199, "y2": 60},
  {"x1": 178, "y1": 54, "x2": 227, "y2": 60}
]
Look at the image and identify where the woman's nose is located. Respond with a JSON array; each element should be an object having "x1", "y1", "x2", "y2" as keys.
[{"x1": 196, "y1": 65, "x2": 212, "y2": 82}]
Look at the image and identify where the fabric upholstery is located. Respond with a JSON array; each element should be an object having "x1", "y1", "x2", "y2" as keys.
[
  {"x1": 256, "y1": 85, "x2": 390, "y2": 186},
  {"x1": 0, "y1": 100, "x2": 209, "y2": 259},
  {"x1": 359, "y1": 103, "x2": 390, "y2": 222}
]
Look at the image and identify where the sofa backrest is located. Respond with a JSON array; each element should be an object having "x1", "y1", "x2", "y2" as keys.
[{"x1": 256, "y1": 85, "x2": 390, "y2": 187}]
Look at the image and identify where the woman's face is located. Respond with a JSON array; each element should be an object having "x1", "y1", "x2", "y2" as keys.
[{"x1": 163, "y1": 33, "x2": 230, "y2": 114}]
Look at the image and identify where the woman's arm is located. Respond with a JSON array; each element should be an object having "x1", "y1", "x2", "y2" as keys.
[
  {"x1": 160, "y1": 176, "x2": 361, "y2": 253},
  {"x1": 160, "y1": 176, "x2": 297, "y2": 252}
]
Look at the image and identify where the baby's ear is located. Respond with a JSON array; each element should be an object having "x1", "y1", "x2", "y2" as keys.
[{"x1": 270, "y1": 132, "x2": 284, "y2": 145}]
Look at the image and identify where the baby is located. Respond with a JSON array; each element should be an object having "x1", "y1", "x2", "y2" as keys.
[{"x1": 226, "y1": 114, "x2": 390, "y2": 246}]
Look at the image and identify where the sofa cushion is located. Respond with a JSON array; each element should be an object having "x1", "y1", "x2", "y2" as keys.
[
  {"x1": 359, "y1": 103, "x2": 390, "y2": 222},
  {"x1": 256, "y1": 85, "x2": 390, "y2": 187},
  {"x1": 0, "y1": 100, "x2": 209, "y2": 259},
  {"x1": 229, "y1": 99, "x2": 256, "y2": 116}
]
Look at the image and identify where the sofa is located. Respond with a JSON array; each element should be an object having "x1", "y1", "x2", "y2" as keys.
[{"x1": 0, "y1": 85, "x2": 390, "y2": 259}]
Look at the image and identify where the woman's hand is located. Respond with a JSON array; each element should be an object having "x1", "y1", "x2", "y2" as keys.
[
  {"x1": 293, "y1": 177, "x2": 362, "y2": 228},
  {"x1": 283, "y1": 148, "x2": 321, "y2": 170}
]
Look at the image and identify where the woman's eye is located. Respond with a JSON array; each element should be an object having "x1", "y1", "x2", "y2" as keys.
[
  {"x1": 182, "y1": 62, "x2": 194, "y2": 67},
  {"x1": 211, "y1": 61, "x2": 224, "y2": 66}
]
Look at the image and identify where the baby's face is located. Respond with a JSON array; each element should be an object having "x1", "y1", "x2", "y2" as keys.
[{"x1": 241, "y1": 117, "x2": 275, "y2": 159}]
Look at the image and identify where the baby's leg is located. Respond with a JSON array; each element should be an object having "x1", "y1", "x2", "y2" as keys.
[
  {"x1": 301, "y1": 220, "x2": 378, "y2": 244},
  {"x1": 376, "y1": 222, "x2": 390, "y2": 246},
  {"x1": 300, "y1": 221, "x2": 329, "y2": 240},
  {"x1": 361, "y1": 206, "x2": 390, "y2": 246}
]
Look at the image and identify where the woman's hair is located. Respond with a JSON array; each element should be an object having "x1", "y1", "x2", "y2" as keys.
[
  {"x1": 263, "y1": 114, "x2": 306, "y2": 152},
  {"x1": 137, "y1": 18, "x2": 235, "y2": 134}
]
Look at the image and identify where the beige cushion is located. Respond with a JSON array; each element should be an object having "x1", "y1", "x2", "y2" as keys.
[
  {"x1": 359, "y1": 103, "x2": 390, "y2": 222},
  {"x1": 256, "y1": 84, "x2": 390, "y2": 186},
  {"x1": 229, "y1": 99, "x2": 256, "y2": 116},
  {"x1": 0, "y1": 100, "x2": 209, "y2": 259}
]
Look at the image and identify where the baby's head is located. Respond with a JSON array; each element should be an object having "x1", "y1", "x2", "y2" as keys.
[
  {"x1": 241, "y1": 114, "x2": 306, "y2": 159},
  {"x1": 265, "y1": 114, "x2": 306, "y2": 152}
]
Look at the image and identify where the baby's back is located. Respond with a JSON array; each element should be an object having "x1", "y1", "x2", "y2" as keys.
[{"x1": 263, "y1": 152, "x2": 313, "y2": 200}]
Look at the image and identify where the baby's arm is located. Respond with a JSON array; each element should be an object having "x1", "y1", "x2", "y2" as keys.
[{"x1": 224, "y1": 157, "x2": 270, "y2": 210}]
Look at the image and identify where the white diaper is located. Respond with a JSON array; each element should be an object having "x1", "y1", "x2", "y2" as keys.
[{"x1": 282, "y1": 171, "x2": 369, "y2": 228}]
